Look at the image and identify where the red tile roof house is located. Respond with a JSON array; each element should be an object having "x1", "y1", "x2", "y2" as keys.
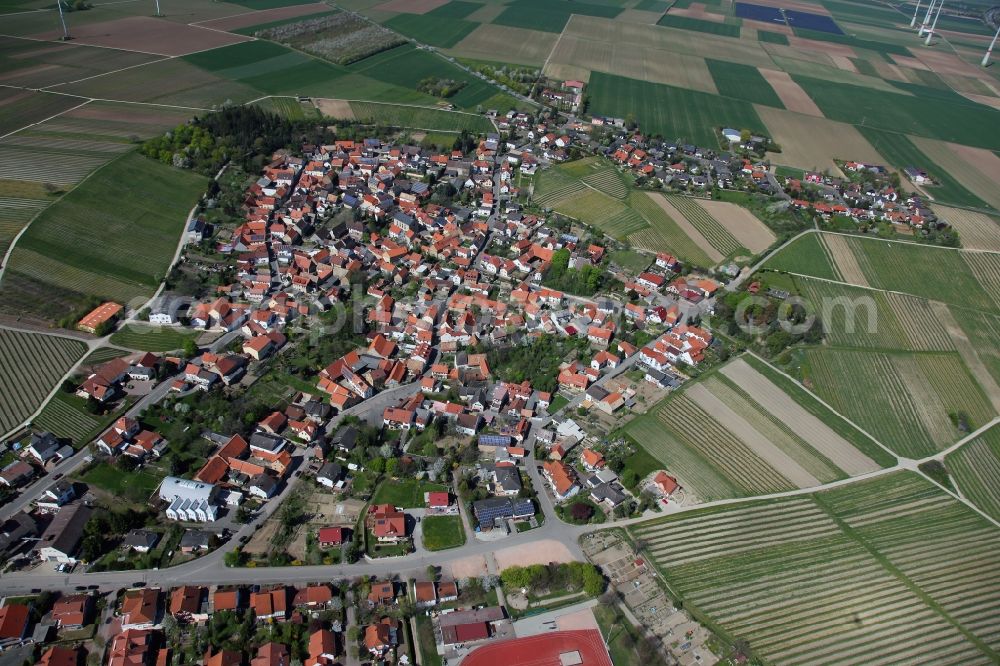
[
  {"x1": 317, "y1": 526, "x2": 346, "y2": 548},
  {"x1": 365, "y1": 617, "x2": 399, "y2": 657},
  {"x1": 0, "y1": 604, "x2": 29, "y2": 646},
  {"x1": 368, "y1": 503, "x2": 408, "y2": 543},
  {"x1": 367, "y1": 581, "x2": 396, "y2": 606},
  {"x1": 425, "y1": 491, "x2": 452, "y2": 511},
  {"x1": 653, "y1": 471, "x2": 680, "y2": 496}
]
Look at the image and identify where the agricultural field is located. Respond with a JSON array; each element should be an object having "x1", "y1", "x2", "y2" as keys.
[
  {"x1": 756, "y1": 105, "x2": 887, "y2": 173},
  {"x1": 586, "y1": 72, "x2": 765, "y2": 145},
  {"x1": 792, "y1": 77, "x2": 1000, "y2": 152},
  {"x1": 0, "y1": 329, "x2": 86, "y2": 435},
  {"x1": 801, "y1": 347, "x2": 996, "y2": 458},
  {"x1": 109, "y1": 325, "x2": 199, "y2": 352},
  {"x1": 420, "y1": 515, "x2": 466, "y2": 551},
  {"x1": 32, "y1": 392, "x2": 105, "y2": 445},
  {"x1": 532, "y1": 164, "x2": 647, "y2": 239},
  {"x1": 624, "y1": 354, "x2": 891, "y2": 501},
  {"x1": 766, "y1": 232, "x2": 1000, "y2": 312},
  {"x1": 707, "y1": 59, "x2": 784, "y2": 107},
  {"x1": 908, "y1": 138, "x2": 1000, "y2": 212},
  {"x1": 347, "y1": 102, "x2": 494, "y2": 133},
  {"x1": 625, "y1": 191, "x2": 714, "y2": 266},
  {"x1": 629, "y1": 472, "x2": 1000, "y2": 665},
  {"x1": 492, "y1": 0, "x2": 623, "y2": 33},
  {"x1": 658, "y1": 14, "x2": 741, "y2": 37},
  {"x1": 444, "y1": 24, "x2": 558, "y2": 66},
  {"x1": 255, "y1": 12, "x2": 406, "y2": 64},
  {"x1": 664, "y1": 195, "x2": 746, "y2": 257},
  {"x1": 384, "y1": 13, "x2": 478, "y2": 47},
  {"x1": 857, "y1": 128, "x2": 991, "y2": 209},
  {"x1": 0, "y1": 152, "x2": 208, "y2": 323},
  {"x1": 0, "y1": 40, "x2": 161, "y2": 90},
  {"x1": 946, "y1": 423, "x2": 1000, "y2": 522},
  {"x1": 933, "y1": 206, "x2": 1000, "y2": 252},
  {"x1": 794, "y1": 277, "x2": 954, "y2": 352}
]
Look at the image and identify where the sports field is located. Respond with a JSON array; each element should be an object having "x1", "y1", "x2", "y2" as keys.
[
  {"x1": 629, "y1": 472, "x2": 1000, "y2": 664},
  {"x1": 0, "y1": 152, "x2": 207, "y2": 323},
  {"x1": 0, "y1": 329, "x2": 86, "y2": 435}
]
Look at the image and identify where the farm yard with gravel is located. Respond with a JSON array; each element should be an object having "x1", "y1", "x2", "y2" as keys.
[
  {"x1": 0, "y1": 328, "x2": 86, "y2": 435},
  {"x1": 629, "y1": 473, "x2": 1000, "y2": 665}
]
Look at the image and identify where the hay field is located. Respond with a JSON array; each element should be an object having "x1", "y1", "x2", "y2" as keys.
[
  {"x1": 756, "y1": 105, "x2": 886, "y2": 173},
  {"x1": 908, "y1": 138, "x2": 1000, "y2": 211},
  {"x1": 934, "y1": 206, "x2": 1000, "y2": 252},
  {"x1": 544, "y1": 35, "x2": 718, "y2": 94},
  {"x1": 446, "y1": 24, "x2": 558, "y2": 66},
  {"x1": 757, "y1": 68, "x2": 823, "y2": 116},
  {"x1": 696, "y1": 199, "x2": 775, "y2": 252}
]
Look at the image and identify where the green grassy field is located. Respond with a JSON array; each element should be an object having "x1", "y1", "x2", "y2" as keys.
[
  {"x1": 764, "y1": 232, "x2": 838, "y2": 279},
  {"x1": 587, "y1": 72, "x2": 765, "y2": 146},
  {"x1": 664, "y1": 194, "x2": 744, "y2": 256},
  {"x1": 657, "y1": 14, "x2": 740, "y2": 37},
  {"x1": 533, "y1": 162, "x2": 647, "y2": 238},
  {"x1": 371, "y1": 478, "x2": 447, "y2": 508},
  {"x1": 0, "y1": 329, "x2": 86, "y2": 435},
  {"x1": 793, "y1": 76, "x2": 1000, "y2": 151},
  {"x1": 348, "y1": 102, "x2": 494, "y2": 133},
  {"x1": 421, "y1": 515, "x2": 466, "y2": 551},
  {"x1": 493, "y1": 0, "x2": 623, "y2": 32},
  {"x1": 707, "y1": 59, "x2": 784, "y2": 108},
  {"x1": 109, "y1": 325, "x2": 199, "y2": 352},
  {"x1": 628, "y1": 472, "x2": 1000, "y2": 664},
  {"x1": 946, "y1": 423, "x2": 1000, "y2": 521},
  {"x1": 79, "y1": 462, "x2": 164, "y2": 503},
  {"x1": 384, "y1": 14, "x2": 479, "y2": 47},
  {"x1": 0, "y1": 152, "x2": 207, "y2": 323}
]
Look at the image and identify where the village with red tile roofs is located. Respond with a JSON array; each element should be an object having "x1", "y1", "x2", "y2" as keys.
[{"x1": 2, "y1": 2, "x2": 1000, "y2": 664}]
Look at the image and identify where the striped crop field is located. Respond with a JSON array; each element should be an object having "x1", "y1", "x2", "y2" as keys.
[
  {"x1": 628, "y1": 472, "x2": 1000, "y2": 665},
  {"x1": 664, "y1": 194, "x2": 742, "y2": 256},
  {"x1": 0, "y1": 197, "x2": 49, "y2": 258},
  {"x1": 803, "y1": 348, "x2": 995, "y2": 458},
  {"x1": 33, "y1": 392, "x2": 103, "y2": 444},
  {"x1": 947, "y1": 423, "x2": 1000, "y2": 522},
  {"x1": 625, "y1": 354, "x2": 895, "y2": 500},
  {"x1": 109, "y1": 324, "x2": 198, "y2": 352},
  {"x1": 625, "y1": 190, "x2": 713, "y2": 265},
  {"x1": 795, "y1": 278, "x2": 954, "y2": 352},
  {"x1": 0, "y1": 329, "x2": 86, "y2": 435}
]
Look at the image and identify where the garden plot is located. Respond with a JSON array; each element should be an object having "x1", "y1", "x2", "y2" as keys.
[
  {"x1": 628, "y1": 472, "x2": 999, "y2": 665},
  {"x1": 0, "y1": 328, "x2": 86, "y2": 434},
  {"x1": 947, "y1": 424, "x2": 1000, "y2": 522},
  {"x1": 719, "y1": 358, "x2": 881, "y2": 475},
  {"x1": 934, "y1": 206, "x2": 1000, "y2": 252}
]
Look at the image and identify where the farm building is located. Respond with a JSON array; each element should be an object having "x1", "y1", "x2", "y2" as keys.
[{"x1": 77, "y1": 302, "x2": 123, "y2": 334}]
